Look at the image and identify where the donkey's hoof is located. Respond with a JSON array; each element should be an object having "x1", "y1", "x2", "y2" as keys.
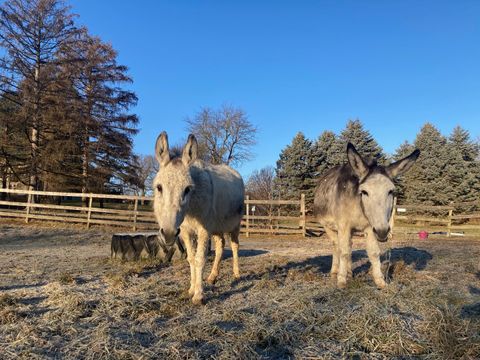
[
  {"x1": 375, "y1": 279, "x2": 387, "y2": 289},
  {"x1": 192, "y1": 295, "x2": 205, "y2": 306},
  {"x1": 207, "y1": 275, "x2": 217, "y2": 285},
  {"x1": 188, "y1": 288, "x2": 195, "y2": 297},
  {"x1": 330, "y1": 273, "x2": 338, "y2": 285},
  {"x1": 337, "y1": 280, "x2": 347, "y2": 289},
  {"x1": 233, "y1": 273, "x2": 240, "y2": 280}
]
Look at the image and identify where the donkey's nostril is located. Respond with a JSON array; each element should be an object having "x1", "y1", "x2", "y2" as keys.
[
  {"x1": 373, "y1": 227, "x2": 390, "y2": 241},
  {"x1": 160, "y1": 228, "x2": 178, "y2": 244}
]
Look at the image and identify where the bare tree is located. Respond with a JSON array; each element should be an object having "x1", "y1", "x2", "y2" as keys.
[
  {"x1": 186, "y1": 105, "x2": 257, "y2": 166},
  {"x1": 127, "y1": 145, "x2": 183, "y2": 201},
  {"x1": 133, "y1": 155, "x2": 158, "y2": 198},
  {"x1": 246, "y1": 166, "x2": 276, "y2": 200},
  {"x1": 0, "y1": 0, "x2": 80, "y2": 190},
  {"x1": 246, "y1": 166, "x2": 276, "y2": 227}
]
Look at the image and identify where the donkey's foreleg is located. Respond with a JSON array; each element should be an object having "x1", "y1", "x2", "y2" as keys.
[
  {"x1": 366, "y1": 229, "x2": 386, "y2": 289},
  {"x1": 337, "y1": 228, "x2": 352, "y2": 289},
  {"x1": 230, "y1": 226, "x2": 241, "y2": 279},
  {"x1": 207, "y1": 235, "x2": 225, "y2": 285},
  {"x1": 181, "y1": 232, "x2": 196, "y2": 297},
  {"x1": 192, "y1": 228, "x2": 209, "y2": 305},
  {"x1": 324, "y1": 227, "x2": 339, "y2": 279}
]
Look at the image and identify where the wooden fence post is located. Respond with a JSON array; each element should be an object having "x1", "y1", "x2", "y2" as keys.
[
  {"x1": 25, "y1": 192, "x2": 32, "y2": 223},
  {"x1": 86, "y1": 195, "x2": 93, "y2": 229},
  {"x1": 277, "y1": 207, "x2": 280, "y2": 233},
  {"x1": 300, "y1": 193, "x2": 306, "y2": 237},
  {"x1": 245, "y1": 195, "x2": 250, "y2": 238},
  {"x1": 447, "y1": 209, "x2": 453, "y2": 237},
  {"x1": 132, "y1": 198, "x2": 138, "y2": 231}
]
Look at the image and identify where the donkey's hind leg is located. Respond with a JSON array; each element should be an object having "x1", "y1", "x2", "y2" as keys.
[
  {"x1": 230, "y1": 226, "x2": 241, "y2": 279},
  {"x1": 347, "y1": 236, "x2": 353, "y2": 280},
  {"x1": 207, "y1": 235, "x2": 225, "y2": 285}
]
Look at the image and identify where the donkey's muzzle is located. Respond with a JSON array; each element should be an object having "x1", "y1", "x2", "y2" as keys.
[
  {"x1": 161, "y1": 228, "x2": 180, "y2": 247},
  {"x1": 373, "y1": 227, "x2": 390, "y2": 242}
]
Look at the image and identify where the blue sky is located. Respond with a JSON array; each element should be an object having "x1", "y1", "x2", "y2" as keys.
[{"x1": 70, "y1": 0, "x2": 480, "y2": 177}]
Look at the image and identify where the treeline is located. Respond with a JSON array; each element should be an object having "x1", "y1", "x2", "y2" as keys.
[
  {"x1": 248, "y1": 120, "x2": 480, "y2": 209},
  {"x1": 0, "y1": 0, "x2": 138, "y2": 195}
]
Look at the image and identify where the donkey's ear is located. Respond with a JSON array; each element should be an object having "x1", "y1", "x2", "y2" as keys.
[
  {"x1": 182, "y1": 134, "x2": 198, "y2": 166},
  {"x1": 155, "y1": 131, "x2": 170, "y2": 166},
  {"x1": 347, "y1": 143, "x2": 369, "y2": 179},
  {"x1": 386, "y1": 149, "x2": 420, "y2": 178}
]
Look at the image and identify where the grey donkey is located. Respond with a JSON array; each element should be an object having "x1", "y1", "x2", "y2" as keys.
[
  {"x1": 153, "y1": 132, "x2": 245, "y2": 305},
  {"x1": 314, "y1": 143, "x2": 420, "y2": 289}
]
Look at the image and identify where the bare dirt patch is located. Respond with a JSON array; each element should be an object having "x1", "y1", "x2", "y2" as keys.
[{"x1": 0, "y1": 224, "x2": 479, "y2": 359}]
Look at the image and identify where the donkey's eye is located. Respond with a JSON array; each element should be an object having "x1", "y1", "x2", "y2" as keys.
[
  {"x1": 156, "y1": 184, "x2": 163, "y2": 193},
  {"x1": 388, "y1": 190, "x2": 394, "y2": 196},
  {"x1": 360, "y1": 190, "x2": 369, "y2": 196}
]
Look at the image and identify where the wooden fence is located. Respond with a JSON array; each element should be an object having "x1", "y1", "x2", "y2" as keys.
[
  {"x1": 243, "y1": 194, "x2": 306, "y2": 237},
  {"x1": 0, "y1": 188, "x2": 157, "y2": 231},
  {"x1": 0, "y1": 189, "x2": 307, "y2": 236},
  {"x1": 391, "y1": 201, "x2": 480, "y2": 238},
  {"x1": 0, "y1": 188, "x2": 479, "y2": 238}
]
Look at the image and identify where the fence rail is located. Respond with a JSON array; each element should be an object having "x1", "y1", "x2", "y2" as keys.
[{"x1": 0, "y1": 188, "x2": 479, "y2": 237}]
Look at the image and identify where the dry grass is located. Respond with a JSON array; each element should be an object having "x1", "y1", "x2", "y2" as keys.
[{"x1": 0, "y1": 225, "x2": 479, "y2": 359}]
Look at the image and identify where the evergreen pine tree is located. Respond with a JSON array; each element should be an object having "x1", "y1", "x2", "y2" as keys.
[
  {"x1": 311, "y1": 130, "x2": 341, "y2": 177},
  {"x1": 335, "y1": 119, "x2": 386, "y2": 164},
  {"x1": 392, "y1": 140, "x2": 416, "y2": 202},
  {"x1": 402, "y1": 123, "x2": 449, "y2": 205},
  {"x1": 445, "y1": 126, "x2": 480, "y2": 207},
  {"x1": 275, "y1": 132, "x2": 315, "y2": 206}
]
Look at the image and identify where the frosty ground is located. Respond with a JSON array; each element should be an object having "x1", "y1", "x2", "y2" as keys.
[{"x1": 0, "y1": 224, "x2": 479, "y2": 359}]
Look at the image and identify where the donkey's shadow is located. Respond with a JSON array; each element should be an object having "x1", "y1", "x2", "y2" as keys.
[
  {"x1": 237, "y1": 246, "x2": 433, "y2": 283},
  {"x1": 353, "y1": 246, "x2": 433, "y2": 277},
  {"x1": 221, "y1": 249, "x2": 268, "y2": 259}
]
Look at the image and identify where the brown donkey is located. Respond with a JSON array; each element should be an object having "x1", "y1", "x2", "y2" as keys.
[
  {"x1": 314, "y1": 143, "x2": 420, "y2": 289},
  {"x1": 153, "y1": 132, "x2": 245, "y2": 304}
]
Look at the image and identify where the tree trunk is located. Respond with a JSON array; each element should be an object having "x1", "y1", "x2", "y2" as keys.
[
  {"x1": 29, "y1": 126, "x2": 38, "y2": 190},
  {"x1": 29, "y1": 63, "x2": 40, "y2": 192},
  {"x1": 82, "y1": 86, "x2": 93, "y2": 206},
  {"x1": 0, "y1": 170, "x2": 6, "y2": 201},
  {"x1": 82, "y1": 133, "x2": 89, "y2": 207}
]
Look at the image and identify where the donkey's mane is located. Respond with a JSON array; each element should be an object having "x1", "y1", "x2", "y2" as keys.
[
  {"x1": 169, "y1": 149, "x2": 182, "y2": 160},
  {"x1": 328, "y1": 160, "x2": 391, "y2": 198},
  {"x1": 360, "y1": 164, "x2": 391, "y2": 184}
]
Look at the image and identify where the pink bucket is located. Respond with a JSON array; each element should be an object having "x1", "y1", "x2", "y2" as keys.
[{"x1": 418, "y1": 231, "x2": 429, "y2": 240}]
